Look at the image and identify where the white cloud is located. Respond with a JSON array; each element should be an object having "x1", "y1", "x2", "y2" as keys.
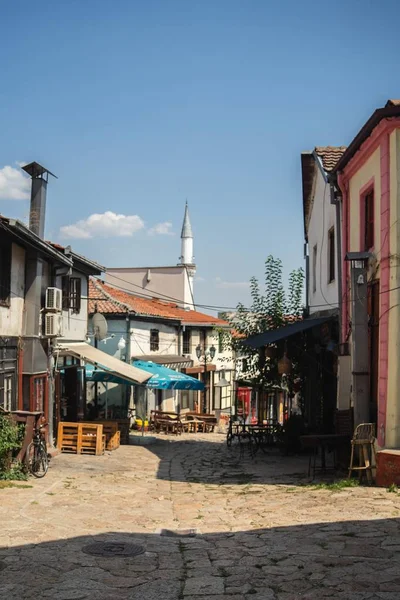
[
  {"x1": 195, "y1": 276, "x2": 206, "y2": 283},
  {"x1": 60, "y1": 211, "x2": 145, "y2": 239},
  {"x1": 0, "y1": 164, "x2": 30, "y2": 200},
  {"x1": 148, "y1": 221, "x2": 174, "y2": 236},
  {"x1": 215, "y1": 277, "x2": 249, "y2": 289}
]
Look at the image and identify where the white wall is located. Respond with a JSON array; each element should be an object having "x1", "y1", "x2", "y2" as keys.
[
  {"x1": 130, "y1": 320, "x2": 179, "y2": 358},
  {"x1": 0, "y1": 243, "x2": 25, "y2": 337},
  {"x1": 184, "y1": 328, "x2": 234, "y2": 371},
  {"x1": 307, "y1": 167, "x2": 338, "y2": 313},
  {"x1": 106, "y1": 266, "x2": 187, "y2": 307},
  {"x1": 130, "y1": 319, "x2": 179, "y2": 411},
  {"x1": 184, "y1": 327, "x2": 235, "y2": 411},
  {"x1": 55, "y1": 270, "x2": 89, "y2": 342}
]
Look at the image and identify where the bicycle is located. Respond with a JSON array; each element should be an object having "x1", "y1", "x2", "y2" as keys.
[{"x1": 26, "y1": 422, "x2": 49, "y2": 478}]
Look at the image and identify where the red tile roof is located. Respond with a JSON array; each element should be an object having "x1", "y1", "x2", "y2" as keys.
[
  {"x1": 88, "y1": 279, "x2": 228, "y2": 327},
  {"x1": 314, "y1": 146, "x2": 347, "y2": 172}
]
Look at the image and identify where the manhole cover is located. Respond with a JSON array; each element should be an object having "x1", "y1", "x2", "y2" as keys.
[
  {"x1": 158, "y1": 529, "x2": 198, "y2": 537},
  {"x1": 82, "y1": 542, "x2": 145, "y2": 557}
]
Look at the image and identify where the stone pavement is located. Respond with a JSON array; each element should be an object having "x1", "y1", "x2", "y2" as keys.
[{"x1": 1, "y1": 433, "x2": 400, "y2": 599}]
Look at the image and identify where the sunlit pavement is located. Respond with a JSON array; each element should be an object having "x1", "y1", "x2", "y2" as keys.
[{"x1": 1, "y1": 433, "x2": 400, "y2": 599}]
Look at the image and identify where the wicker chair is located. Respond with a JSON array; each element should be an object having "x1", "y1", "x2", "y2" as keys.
[{"x1": 348, "y1": 423, "x2": 376, "y2": 484}]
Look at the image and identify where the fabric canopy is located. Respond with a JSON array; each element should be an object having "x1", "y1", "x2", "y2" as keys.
[
  {"x1": 84, "y1": 360, "x2": 204, "y2": 391},
  {"x1": 133, "y1": 360, "x2": 205, "y2": 390},
  {"x1": 85, "y1": 364, "x2": 129, "y2": 385},
  {"x1": 56, "y1": 342, "x2": 151, "y2": 385},
  {"x1": 243, "y1": 316, "x2": 333, "y2": 349}
]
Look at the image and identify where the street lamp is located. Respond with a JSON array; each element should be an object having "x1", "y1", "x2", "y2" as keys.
[
  {"x1": 196, "y1": 343, "x2": 216, "y2": 413},
  {"x1": 345, "y1": 251, "x2": 371, "y2": 427},
  {"x1": 117, "y1": 336, "x2": 126, "y2": 360}
]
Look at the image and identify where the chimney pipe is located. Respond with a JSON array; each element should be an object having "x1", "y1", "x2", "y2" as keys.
[{"x1": 22, "y1": 162, "x2": 57, "y2": 239}]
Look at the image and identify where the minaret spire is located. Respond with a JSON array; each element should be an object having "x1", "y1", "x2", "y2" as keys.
[
  {"x1": 180, "y1": 201, "x2": 196, "y2": 308},
  {"x1": 180, "y1": 201, "x2": 194, "y2": 265},
  {"x1": 181, "y1": 200, "x2": 193, "y2": 239}
]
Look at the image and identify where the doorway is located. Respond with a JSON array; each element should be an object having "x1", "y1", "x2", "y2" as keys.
[{"x1": 60, "y1": 366, "x2": 86, "y2": 422}]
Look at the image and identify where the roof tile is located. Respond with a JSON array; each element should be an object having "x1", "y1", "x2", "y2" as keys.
[
  {"x1": 314, "y1": 146, "x2": 347, "y2": 172},
  {"x1": 88, "y1": 279, "x2": 227, "y2": 326}
]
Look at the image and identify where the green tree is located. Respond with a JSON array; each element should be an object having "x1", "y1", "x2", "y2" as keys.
[{"x1": 219, "y1": 256, "x2": 304, "y2": 391}]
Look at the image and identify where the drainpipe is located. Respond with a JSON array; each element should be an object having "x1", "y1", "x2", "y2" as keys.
[
  {"x1": 329, "y1": 176, "x2": 343, "y2": 338},
  {"x1": 18, "y1": 343, "x2": 24, "y2": 410},
  {"x1": 178, "y1": 324, "x2": 182, "y2": 356},
  {"x1": 304, "y1": 242, "x2": 309, "y2": 315},
  {"x1": 125, "y1": 315, "x2": 131, "y2": 411},
  {"x1": 176, "y1": 324, "x2": 182, "y2": 415}
]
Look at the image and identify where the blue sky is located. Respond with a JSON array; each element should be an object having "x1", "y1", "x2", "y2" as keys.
[{"x1": 0, "y1": 0, "x2": 398, "y2": 313}]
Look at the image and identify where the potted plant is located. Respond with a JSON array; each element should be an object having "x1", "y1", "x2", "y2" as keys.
[{"x1": 134, "y1": 418, "x2": 149, "y2": 432}]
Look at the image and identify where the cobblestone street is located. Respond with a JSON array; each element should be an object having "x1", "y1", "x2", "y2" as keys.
[{"x1": 1, "y1": 433, "x2": 400, "y2": 599}]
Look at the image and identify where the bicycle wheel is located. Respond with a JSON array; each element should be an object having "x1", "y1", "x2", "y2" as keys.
[{"x1": 26, "y1": 442, "x2": 48, "y2": 478}]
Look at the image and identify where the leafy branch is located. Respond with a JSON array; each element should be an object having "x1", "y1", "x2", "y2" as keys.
[{"x1": 217, "y1": 256, "x2": 304, "y2": 390}]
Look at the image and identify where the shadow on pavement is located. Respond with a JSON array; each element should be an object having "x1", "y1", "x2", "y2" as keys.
[
  {"x1": 140, "y1": 436, "x2": 334, "y2": 486},
  {"x1": 1, "y1": 518, "x2": 399, "y2": 599}
]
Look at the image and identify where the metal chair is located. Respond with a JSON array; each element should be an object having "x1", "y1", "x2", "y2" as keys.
[{"x1": 348, "y1": 423, "x2": 376, "y2": 484}]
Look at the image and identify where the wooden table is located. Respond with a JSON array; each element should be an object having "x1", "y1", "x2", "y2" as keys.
[
  {"x1": 300, "y1": 434, "x2": 350, "y2": 478},
  {"x1": 248, "y1": 425, "x2": 275, "y2": 454}
]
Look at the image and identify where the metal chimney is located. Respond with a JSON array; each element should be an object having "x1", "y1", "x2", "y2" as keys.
[{"x1": 22, "y1": 162, "x2": 57, "y2": 239}]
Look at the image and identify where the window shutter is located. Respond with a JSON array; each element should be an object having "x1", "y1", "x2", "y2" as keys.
[
  {"x1": 62, "y1": 276, "x2": 70, "y2": 309},
  {"x1": 75, "y1": 278, "x2": 82, "y2": 313}
]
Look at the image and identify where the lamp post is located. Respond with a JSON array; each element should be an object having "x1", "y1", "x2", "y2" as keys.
[
  {"x1": 117, "y1": 336, "x2": 126, "y2": 360},
  {"x1": 196, "y1": 342, "x2": 216, "y2": 413}
]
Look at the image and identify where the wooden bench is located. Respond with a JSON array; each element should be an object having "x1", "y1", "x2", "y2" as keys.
[
  {"x1": 80, "y1": 423, "x2": 106, "y2": 455},
  {"x1": 57, "y1": 422, "x2": 105, "y2": 456},
  {"x1": 89, "y1": 420, "x2": 121, "y2": 451},
  {"x1": 150, "y1": 411, "x2": 183, "y2": 435},
  {"x1": 184, "y1": 412, "x2": 218, "y2": 433}
]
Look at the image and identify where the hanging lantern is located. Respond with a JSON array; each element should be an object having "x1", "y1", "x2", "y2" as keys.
[
  {"x1": 278, "y1": 353, "x2": 292, "y2": 375},
  {"x1": 264, "y1": 346, "x2": 276, "y2": 359}
]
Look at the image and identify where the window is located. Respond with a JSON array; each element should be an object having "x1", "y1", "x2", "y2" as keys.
[
  {"x1": 69, "y1": 278, "x2": 81, "y2": 313},
  {"x1": 183, "y1": 329, "x2": 191, "y2": 354},
  {"x1": 62, "y1": 276, "x2": 82, "y2": 313},
  {"x1": 364, "y1": 190, "x2": 374, "y2": 250},
  {"x1": 150, "y1": 329, "x2": 159, "y2": 351},
  {"x1": 180, "y1": 389, "x2": 196, "y2": 410},
  {"x1": 328, "y1": 228, "x2": 335, "y2": 283},
  {"x1": 0, "y1": 240, "x2": 12, "y2": 306},
  {"x1": 31, "y1": 376, "x2": 46, "y2": 412},
  {"x1": 312, "y1": 245, "x2": 317, "y2": 293},
  {"x1": 213, "y1": 371, "x2": 232, "y2": 410},
  {"x1": 0, "y1": 374, "x2": 16, "y2": 412}
]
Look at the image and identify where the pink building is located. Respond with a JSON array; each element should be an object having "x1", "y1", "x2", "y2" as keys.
[{"x1": 333, "y1": 100, "x2": 400, "y2": 483}]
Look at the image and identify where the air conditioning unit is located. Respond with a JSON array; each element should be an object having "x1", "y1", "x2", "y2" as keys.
[
  {"x1": 45, "y1": 287, "x2": 62, "y2": 312},
  {"x1": 45, "y1": 313, "x2": 63, "y2": 337}
]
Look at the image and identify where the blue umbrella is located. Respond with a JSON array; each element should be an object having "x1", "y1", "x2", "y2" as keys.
[
  {"x1": 85, "y1": 361, "x2": 204, "y2": 391},
  {"x1": 133, "y1": 360, "x2": 205, "y2": 390}
]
